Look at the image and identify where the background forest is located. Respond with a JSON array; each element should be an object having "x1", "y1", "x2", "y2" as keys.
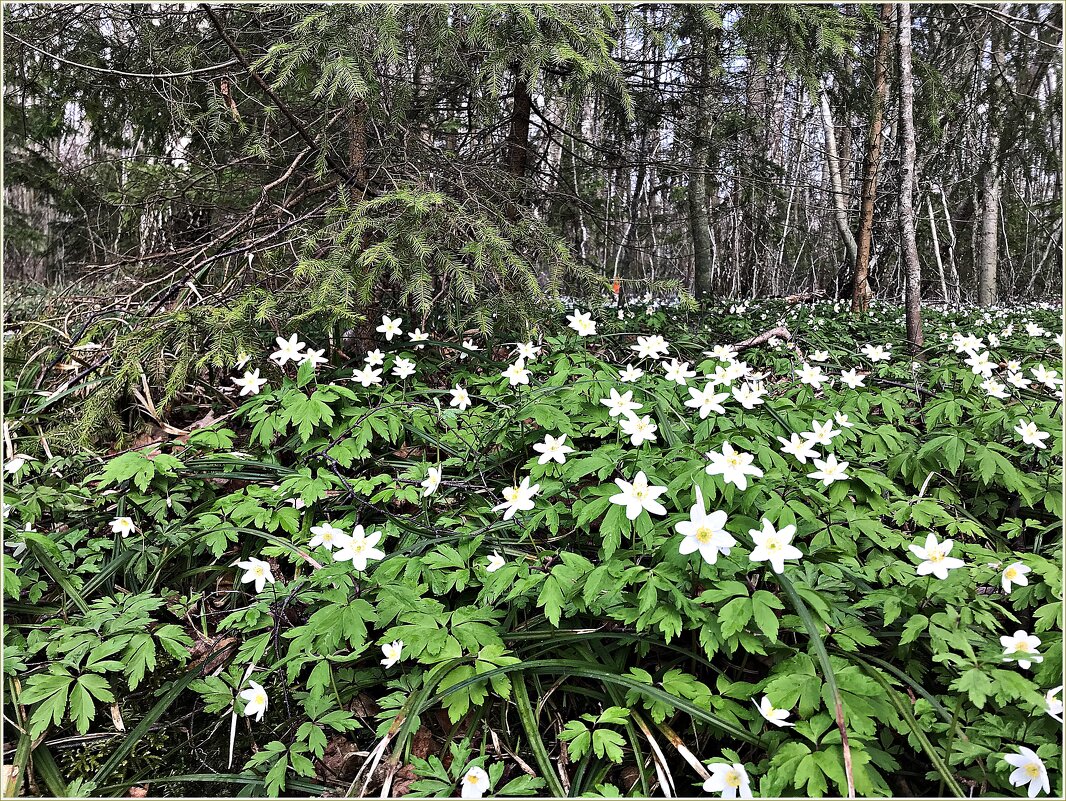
[{"x1": 4, "y1": 2, "x2": 1062, "y2": 308}]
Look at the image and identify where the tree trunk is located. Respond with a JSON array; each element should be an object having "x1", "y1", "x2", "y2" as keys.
[
  {"x1": 689, "y1": 29, "x2": 714, "y2": 300},
  {"x1": 818, "y1": 86, "x2": 858, "y2": 270},
  {"x1": 978, "y1": 9, "x2": 1006, "y2": 306},
  {"x1": 852, "y1": 3, "x2": 893, "y2": 313},
  {"x1": 898, "y1": 3, "x2": 923, "y2": 351},
  {"x1": 506, "y1": 69, "x2": 532, "y2": 180}
]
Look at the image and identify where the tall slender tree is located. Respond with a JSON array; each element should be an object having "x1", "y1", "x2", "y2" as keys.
[{"x1": 898, "y1": 3, "x2": 922, "y2": 350}]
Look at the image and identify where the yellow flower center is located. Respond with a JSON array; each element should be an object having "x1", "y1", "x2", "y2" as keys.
[
  {"x1": 695, "y1": 526, "x2": 713, "y2": 544},
  {"x1": 634, "y1": 488, "x2": 647, "y2": 500},
  {"x1": 465, "y1": 775, "x2": 482, "y2": 785},
  {"x1": 253, "y1": 567, "x2": 264, "y2": 577},
  {"x1": 1016, "y1": 641, "x2": 1031, "y2": 653},
  {"x1": 929, "y1": 549, "x2": 944, "y2": 563},
  {"x1": 1006, "y1": 568, "x2": 1017, "y2": 579},
  {"x1": 353, "y1": 541, "x2": 366, "y2": 553},
  {"x1": 725, "y1": 770, "x2": 742, "y2": 788},
  {"x1": 727, "y1": 456, "x2": 740, "y2": 467},
  {"x1": 254, "y1": 692, "x2": 266, "y2": 705},
  {"x1": 1025, "y1": 764, "x2": 1041, "y2": 779}
]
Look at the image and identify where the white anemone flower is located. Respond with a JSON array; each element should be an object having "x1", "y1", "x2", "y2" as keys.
[
  {"x1": 1003, "y1": 746, "x2": 1050, "y2": 797},
  {"x1": 239, "y1": 680, "x2": 269, "y2": 721},
  {"x1": 702, "y1": 762, "x2": 753, "y2": 799},
  {"x1": 754, "y1": 696, "x2": 795, "y2": 728},
  {"x1": 676, "y1": 486, "x2": 734, "y2": 565},
  {"x1": 460, "y1": 766, "x2": 491, "y2": 799},
  {"x1": 609, "y1": 471, "x2": 668, "y2": 521},
  {"x1": 908, "y1": 533, "x2": 964, "y2": 580},
  {"x1": 704, "y1": 442, "x2": 763, "y2": 491}
]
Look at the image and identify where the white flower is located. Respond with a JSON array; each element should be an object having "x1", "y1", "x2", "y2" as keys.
[
  {"x1": 796, "y1": 363, "x2": 828, "y2": 389},
  {"x1": 449, "y1": 386, "x2": 472, "y2": 411},
  {"x1": 566, "y1": 310, "x2": 596, "y2": 336},
  {"x1": 754, "y1": 696, "x2": 795, "y2": 728},
  {"x1": 380, "y1": 640, "x2": 404, "y2": 668},
  {"x1": 619, "y1": 414, "x2": 658, "y2": 447},
  {"x1": 810, "y1": 350, "x2": 829, "y2": 362},
  {"x1": 392, "y1": 357, "x2": 416, "y2": 379},
  {"x1": 365, "y1": 349, "x2": 385, "y2": 366},
  {"x1": 609, "y1": 471, "x2": 668, "y2": 520},
  {"x1": 422, "y1": 466, "x2": 442, "y2": 497},
  {"x1": 748, "y1": 518, "x2": 802, "y2": 574},
  {"x1": 110, "y1": 517, "x2": 137, "y2": 538},
  {"x1": 1001, "y1": 562, "x2": 1031, "y2": 593},
  {"x1": 632, "y1": 334, "x2": 670, "y2": 360},
  {"x1": 1, "y1": 502, "x2": 11, "y2": 519},
  {"x1": 703, "y1": 762, "x2": 752, "y2": 799},
  {"x1": 1014, "y1": 419, "x2": 1050, "y2": 449},
  {"x1": 239, "y1": 680, "x2": 269, "y2": 721},
  {"x1": 1031, "y1": 364, "x2": 1060, "y2": 388},
  {"x1": 377, "y1": 315, "x2": 403, "y2": 341},
  {"x1": 515, "y1": 341, "x2": 541, "y2": 360},
  {"x1": 3, "y1": 456, "x2": 27, "y2": 475},
  {"x1": 502, "y1": 360, "x2": 531, "y2": 387},
  {"x1": 601, "y1": 388, "x2": 642, "y2": 417},
  {"x1": 1026, "y1": 322, "x2": 1047, "y2": 337},
  {"x1": 1006, "y1": 359, "x2": 1022, "y2": 373},
  {"x1": 351, "y1": 365, "x2": 383, "y2": 387},
  {"x1": 965, "y1": 351, "x2": 996, "y2": 378},
  {"x1": 732, "y1": 381, "x2": 766, "y2": 409},
  {"x1": 705, "y1": 344, "x2": 738, "y2": 361},
  {"x1": 1045, "y1": 686, "x2": 1064, "y2": 723},
  {"x1": 663, "y1": 359, "x2": 696, "y2": 385},
  {"x1": 234, "y1": 351, "x2": 252, "y2": 370},
  {"x1": 908, "y1": 533, "x2": 964, "y2": 580},
  {"x1": 802, "y1": 419, "x2": 841, "y2": 447},
  {"x1": 676, "y1": 486, "x2": 734, "y2": 565},
  {"x1": 839, "y1": 368, "x2": 866, "y2": 389},
  {"x1": 460, "y1": 766, "x2": 491, "y2": 799},
  {"x1": 1001, "y1": 630, "x2": 1043, "y2": 670},
  {"x1": 408, "y1": 328, "x2": 429, "y2": 348},
  {"x1": 685, "y1": 383, "x2": 729, "y2": 418},
  {"x1": 953, "y1": 333, "x2": 983, "y2": 354},
  {"x1": 492, "y1": 477, "x2": 540, "y2": 520},
  {"x1": 618, "y1": 365, "x2": 644, "y2": 382},
  {"x1": 309, "y1": 522, "x2": 350, "y2": 551},
  {"x1": 532, "y1": 434, "x2": 574, "y2": 465},
  {"x1": 233, "y1": 369, "x2": 268, "y2": 396},
  {"x1": 861, "y1": 343, "x2": 891, "y2": 362},
  {"x1": 807, "y1": 453, "x2": 849, "y2": 486},
  {"x1": 299, "y1": 347, "x2": 328, "y2": 368},
  {"x1": 236, "y1": 557, "x2": 276, "y2": 593},
  {"x1": 270, "y1": 334, "x2": 305, "y2": 366},
  {"x1": 1006, "y1": 371, "x2": 1032, "y2": 389},
  {"x1": 333, "y1": 525, "x2": 385, "y2": 571},
  {"x1": 705, "y1": 442, "x2": 763, "y2": 491},
  {"x1": 461, "y1": 339, "x2": 480, "y2": 359},
  {"x1": 834, "y1": 411, "x2": 854, "y2": 428},
  {"x1": 486, "y1": 551, "x2": 506, "y2": 573},
  {"x1": 777, "y1": 433, "x2": 819, "y2": 464},
  {"x1": 1004, "y1": 746, "x2": 1050, "y2": 797}
]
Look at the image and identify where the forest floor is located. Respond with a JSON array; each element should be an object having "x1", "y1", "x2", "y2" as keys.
[{"x1": 2, "y1": 297, "x2": 1063, "y2": 799}]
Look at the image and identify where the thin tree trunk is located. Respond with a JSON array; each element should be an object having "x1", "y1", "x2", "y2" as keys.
[
  {"x1": 927, "y1": 193, "x2": 949, "y2": 303},
  {"x1": 689, "y1": 29, "x2": 714, "y2": 300},
  {"x1": 818, "y1": 86, "x2": 858, "y2": 270},
  {"x1": 898, "y1": 3, "x2": 922, "y2": 351},
  {"x1": 852, "y1": 3, "x2": 893, "y2": 313},
  {"x1": 979, "y1": 6, "x2": 1006, "y2": 305}
]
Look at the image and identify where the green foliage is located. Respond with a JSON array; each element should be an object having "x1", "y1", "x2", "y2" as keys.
[{"x1": 3, "y1": 299, "x2": 1062, "y2": 797}]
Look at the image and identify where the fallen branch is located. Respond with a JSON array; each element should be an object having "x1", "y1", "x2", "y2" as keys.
[{"x1": 733, "y1": 326, "x2": 792, "y2": 352}]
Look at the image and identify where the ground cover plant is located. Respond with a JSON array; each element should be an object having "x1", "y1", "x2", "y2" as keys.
[{"x1": 2, "y1": 297, "x2": 1062, "y2": 798}]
